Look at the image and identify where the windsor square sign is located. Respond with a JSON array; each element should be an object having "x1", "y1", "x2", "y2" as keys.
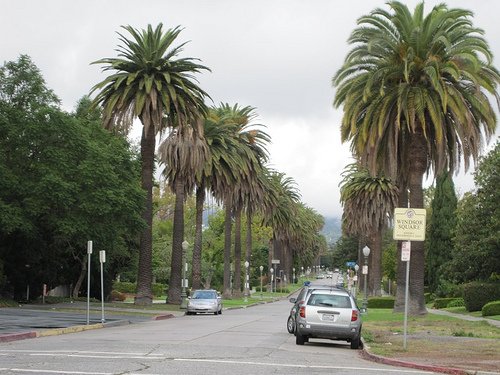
[{"x1": 393, "y1": 208, "x2": 427, "y2": 241}]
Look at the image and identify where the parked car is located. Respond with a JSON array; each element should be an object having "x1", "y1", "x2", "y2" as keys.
[
  {"x1": 294, "y1": 288, "x2": 362, "y2": 349},
  {"x1": 287, "y1": 284, "x2": 342, "y2": 334},
  {"x1": 186, "y1": 289, "x2": 222, "y2": 315}
]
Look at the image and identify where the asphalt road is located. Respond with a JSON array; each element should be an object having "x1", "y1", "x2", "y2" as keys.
[
  {"x1": 0, "y1": 305, "x2": 151, "y2": 335},
  {"x1": 0, "y1": 297, "x2": 440, "y2": 375}
]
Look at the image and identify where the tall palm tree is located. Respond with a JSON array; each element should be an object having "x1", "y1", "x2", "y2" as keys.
[
  {"x1": 212, "y1": 104, "x2": 269, "y2": 297},
  {"x1": 91, "y1": 24, "x2": 210, "y2": 304},
  {"x1": 159, "y1": 120, "x2": 209, "y2": 304},
  {"x1": 333, "y1": 2, "x2": 499, "y2": 314},
  {"x1": 339, "y1": 163, "x2": 398, "y2": 296}
]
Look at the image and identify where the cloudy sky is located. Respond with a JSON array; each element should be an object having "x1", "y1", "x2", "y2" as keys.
[{"x1": 2, "y1": 0, "x2": 499, "y2": 218}]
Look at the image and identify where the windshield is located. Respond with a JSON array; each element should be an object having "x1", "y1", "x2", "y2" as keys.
[{"x1": 192, "y1": 291, "x2": 217, "y2": 299}]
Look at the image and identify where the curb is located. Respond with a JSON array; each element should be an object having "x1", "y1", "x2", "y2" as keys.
[
  {"x1": 153, "y1": 313, "x2": 176, "y2": 320},
  {"x1": 0, "y1": 331, "x2": 37, "y2": 343}
]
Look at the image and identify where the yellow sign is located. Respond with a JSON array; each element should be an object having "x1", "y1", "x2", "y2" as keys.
[{"x1": 393, "y1": 208, "x2": 427, "y2": 241}]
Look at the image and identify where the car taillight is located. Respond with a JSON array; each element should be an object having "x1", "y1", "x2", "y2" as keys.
[
  {"x1": 299, "y1": 306, "x2": 306, "y2": 318},
  {"x1": 351, "y1": 310, "x2": 359, "y2": 322}
]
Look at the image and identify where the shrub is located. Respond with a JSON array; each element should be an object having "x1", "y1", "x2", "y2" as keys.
[
  {"x1": 112, "y1": 281, "x2": 166, "y2": 297},
  {"x1": 447, "y1": 298, "x2": 465, "y2": 308},
  {"x1": 433, "y1": 298, "x2": 460, "y2": 309},
  {"x1": 368, "y1": 297, "x2": 395, "y2": 308},
  {"x1": 482, "y1": 300, "x2": 500, "y2": 317},
  {"x1": 463, "y1": 282, "x2": 500, "y2": 312},
  {"x1": 255, "y1": 286, "x2": 267, "y2": 292},
  {"x1": 111, "y1": 290, "x2": 127, "y2": 301},
  {"x1": 424, "y1": 293, "x2": 433, "y2": 304}
]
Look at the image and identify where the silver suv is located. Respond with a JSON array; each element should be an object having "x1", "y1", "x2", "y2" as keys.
[
  {"x1": 294, "y1": 288, "x2": 362, "y2": 349},
  {"x1": 287, "y1": 284, "x2": 339, "y2": 334}
]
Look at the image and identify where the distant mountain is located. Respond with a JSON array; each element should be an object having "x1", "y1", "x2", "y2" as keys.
[{"x1": 321, "y1": 216, "x2": 342, "y2": 244}]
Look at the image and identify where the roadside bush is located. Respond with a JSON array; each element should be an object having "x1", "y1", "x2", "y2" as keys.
[
  {"x1": 463, "y1": 282, "x2": 500, "y2": 312},
  {"x1": 255, "y1": 286, "x2": 268, "y2": 292},
  {"x1": 434, "y1": 298, "x2": 462, "y2": 309},
  {"x1": 482, "y1": 300, "x2": 500, "y2": 317},
  {"x1": 111, "y1": 290, "x2": 127, "y2": 301},
  {"x1": 424, "y1": 293, "x2": 433, "y2": 304},
  {"x1": 0, "y1": 297, "x2": 17, "y2": 307},
  {"x1": 447, "y1": 298, "x2": 465, "y2": 308},
  {"x1": 112, "y1": 281, "x2": 166, "y2": 297},
  {"x1": 368, "y1": 297, "x2": 395, "y2": 308},
  {"x1": 435, "y1": 280, "x2": 463, "y2": 298}
]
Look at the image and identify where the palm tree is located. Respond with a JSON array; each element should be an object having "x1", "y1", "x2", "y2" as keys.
[
  {"x1": 339, "y1": 163, "x2": 398, "y2": 296},
  {"x1": 159, "y1": 121, "x2": 209, "y2": 304},
  {"x1": 333, "y1": 2, "x2": 499, "y2": 314},
  {"x1": 91, "y1": 24, "x2": 210, "y2": 304}
]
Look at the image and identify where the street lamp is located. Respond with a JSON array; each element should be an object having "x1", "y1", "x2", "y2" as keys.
[
  {"x1": 180, "y1": 240, "x2": 189, "y2": 309},
  {"x1": 259, "y1": 266, "x2": 264, "y2": 299},
  {"x1": 354, "y1": 264, "x2": 360, "y2": 298},
  {"x1": 244, "y1": 261, "x2": 250, "y2": 302},
  {"x1": 362, "y1": 245, "x2": 371, "y2": 312}
]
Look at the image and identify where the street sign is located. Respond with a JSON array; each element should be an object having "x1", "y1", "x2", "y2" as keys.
[
  {"x1": 271, "y1": 259, "x2": 280, "y2": 264},
  {"x1": 393, "y1": 208, "x2": 427, "y2": 241},
  {"x1": 401, "y1": 241, "x2": 411, "y2": 261},
  {"x1": 346, "y1": 261, "x2": 356, "y2": 267},
  {"x1": 362, "y1": 265, "x2": 368, "y2": 275}
]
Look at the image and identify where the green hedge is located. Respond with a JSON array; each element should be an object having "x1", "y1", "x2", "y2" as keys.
[
  {"x1": 368, "y1": 297, "x2": 395, "y2": 308},
  {"x1": 112, "y1": 281, "x2": 165, "y2": 297},
  {"x1": 255, "y1": 286, "x2": 268, "y2": 292},
  {"x1": 463, "y1": 282, "x2": 500, "y2": 312},
  {"x1": 482, "y1": 300, "x2": 500, "y2": 317},
  {"x1": 433, "y1": 297, "x2": 462, "y2": 309}
]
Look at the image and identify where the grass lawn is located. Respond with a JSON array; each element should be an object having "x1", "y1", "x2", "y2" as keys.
[{"x1": 361, "y1": 308, "x2": 500, "y2": 360}]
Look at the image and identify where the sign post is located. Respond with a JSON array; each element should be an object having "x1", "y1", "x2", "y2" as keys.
[{"x1": 393, "y1": 208, "x2": 427, "y2": 350}]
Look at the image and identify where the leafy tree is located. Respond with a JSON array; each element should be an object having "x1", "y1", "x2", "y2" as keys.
[
  {"x1": 0, "y1": 57, "x2": 144, "y2": 299},
  {"x1": 426, "y1": 173, "x2": 457, "y2": 293},
  {"x1": 334, "y1": 1, "x2": 499, "y2": 314},
  {"x1": 443, "y1": 142, "x2": 500, "y2": 283},
  {"x1": 91, "y1": 24, "x2": 210, "y2": 305}
]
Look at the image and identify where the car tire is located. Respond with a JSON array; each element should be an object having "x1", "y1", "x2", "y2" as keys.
[
  {"x1": 296, "y1": 333, "x2": 305, "y2": 345},
  {"x1": 213, "y1": 311, "x2": 218, "y2": 315},
  {"x1": 350, "y1": 334, "x2": 361, "y2": 349},
  {"x1": 218, "y1": 308, "x2": 222, "y2": 315},
  {"x1": 287, "y1": 316, "x2": 295, "y2": 334}
]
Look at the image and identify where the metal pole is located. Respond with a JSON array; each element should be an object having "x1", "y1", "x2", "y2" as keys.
[
  {"x1": 99, "y1": 250, "x2": 106, "y2": 323},
  {"x1": 403, "y1": 242, "x2": 411, "y2": 350},
  {"x1": 260, "y1": 267, "x2": 263, "y2": 299},
  {"x1": 86, "y1": 241, "x2": 92, "y2": 325}
]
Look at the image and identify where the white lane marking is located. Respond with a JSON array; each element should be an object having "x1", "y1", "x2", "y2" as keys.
[
  {"x1": 0, "y1": 350, "x2": 148, "y2": 356},
  {"x1": 174, "y1": 358, "x2": 434, "y2": 373},
  {"x1": 7, "y1": 370, "x2": 110, "y2": 374},
  {"x1": 0, "y1": 351, "x2": 434, "y2": 374}
]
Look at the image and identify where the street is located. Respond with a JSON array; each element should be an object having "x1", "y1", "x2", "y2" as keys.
[{"x1": 0, "y1": 296, "x2": 438, "y2": 375}]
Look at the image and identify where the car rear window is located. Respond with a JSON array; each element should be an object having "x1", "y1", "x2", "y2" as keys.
[{"x1": 307, "y1": 294, "x2": 352, "y2": 308}]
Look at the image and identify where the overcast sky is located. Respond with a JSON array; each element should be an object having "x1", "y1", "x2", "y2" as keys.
[{"x1": 2, "y1": 0, "x2": 499, "y2": 218}]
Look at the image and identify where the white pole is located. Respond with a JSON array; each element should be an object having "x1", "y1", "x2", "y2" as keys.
[
  {"x1": 99, "y1": 250, "x2": 106, "y2": 323},
  {"x1": 403, "y1": 241, "x2": 411, "y2": 350},
  {"x1": 86, "y1": 241, "x2": 92, "y2": 325}
]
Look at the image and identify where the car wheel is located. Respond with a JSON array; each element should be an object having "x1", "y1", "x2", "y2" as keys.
[
  {"x1": 218, "y1": 308, "x2": 222, "y2": 315},
  {"x1": 287, "y1": 316, "x2": 295, "y2": 334},
  {"x1": 186, "y1": 311, "x2": 193, "y2": 316},
  {"x1": 296, "y1": 333, "x2": 305, "y2": 345},
  {"x1": 213, "y1": 311, "x2": 218, "y2": 315},
  {"x1": 350, "y1": 334, "x2": 361, "y2": 349}
]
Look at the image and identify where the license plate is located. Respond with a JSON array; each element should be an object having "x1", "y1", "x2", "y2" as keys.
[{"x1": 322, "y1": 313, "x2": 336, "y2": 321}]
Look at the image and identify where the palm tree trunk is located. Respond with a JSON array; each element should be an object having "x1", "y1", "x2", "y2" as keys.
[
  {"x1": 233, "y1": 207, "x2": 242, "y2": 297},
  {"x1": 192, "y1": 184, "x2": 205, "y2": 290},
  {"x1": 368, "y1": 230, "x2": 382, "y2": 297},
  {"x1": 167, "y1": 178, "x2": 185, "y2": 304},
  {"x1": 223, "y1": 198, "x2": 232, "y2": 298},
  {"x1": 245, "y1": 209, "x2": 252, "y2": 264},
  {"x1": 135, "y1": 125, "x2": 155, "y2": 305},
  {"x1": 394, "y1": 128, "x2": 427, "y2": 315}
]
